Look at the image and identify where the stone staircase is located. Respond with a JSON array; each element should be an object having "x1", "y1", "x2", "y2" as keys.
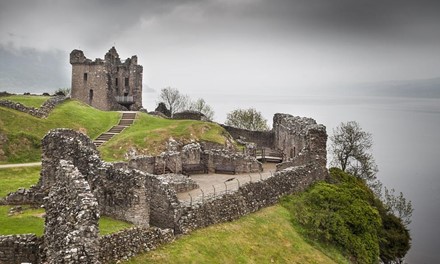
[{"x1": 94, "y1": 112, "x2": 137, "y2": 147}]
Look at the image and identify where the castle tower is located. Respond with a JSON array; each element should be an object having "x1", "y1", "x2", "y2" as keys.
[{"x1": 70, "y1": 47, "x2": 143, "y2": 111}]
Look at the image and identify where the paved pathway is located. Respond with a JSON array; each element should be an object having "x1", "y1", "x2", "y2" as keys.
[
  {"x1": 177, "y1": 163, "x2": 277, "y2": 203},
  {"x1": 0, "y1": 162, "x2": 41, "y2": 169}
]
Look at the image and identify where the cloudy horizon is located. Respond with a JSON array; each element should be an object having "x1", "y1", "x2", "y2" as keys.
[{"x1": 1, "y1": 0, "x2": 440, "y2": 95}]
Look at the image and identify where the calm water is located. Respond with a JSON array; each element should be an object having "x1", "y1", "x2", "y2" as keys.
[{"x1": 144, "y1": 93, "x2": 440, "y2": 263}]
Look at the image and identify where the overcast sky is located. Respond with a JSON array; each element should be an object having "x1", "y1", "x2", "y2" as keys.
[{"x1": 1, "y1": 0, "x2": 440, "y2": 95}]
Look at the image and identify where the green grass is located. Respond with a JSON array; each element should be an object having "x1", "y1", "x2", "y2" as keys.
[
  {"x1": 1, "y1": 95, "x2": 50, "y2": 108},
  {"x1": 99, "y1": 216, "x2": 134, "y2": 235},
  {"x1": 0, "y1": 205, "x2": 45, "y2": 236},
  {"x1": 0, "y1": 99, "x2": 120, "y2": 163},
  {"x1": 126, "y1": 205, "x2": 348, "y2": 264},
  {"x1": 0, "y1": 166, "x2": 41, "y2": 198},
  {"x1": 100, "y1": 112, "x2": 232, "y2": 161},
  {"x1": 0, "y1": 205, "x2": 133, "y2": 237}
]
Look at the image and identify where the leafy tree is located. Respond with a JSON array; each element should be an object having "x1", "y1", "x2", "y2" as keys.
[
  {"x1": 225, "y1": 108, "x2": 269, "y2": 131},
  {"x1": 379, "y1": 212, "x2": 411, "y2": 264},
  {"x1": 330, "y1": 121, "x2": 378, "y2": 182},
  {"x1": 158, "y1": 87, "x2": 189, "y2": 117},
  {"x1": 188, "y1": 98, "x2": 215, "y2": 121}
]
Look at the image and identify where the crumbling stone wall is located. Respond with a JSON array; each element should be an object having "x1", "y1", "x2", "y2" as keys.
[
  {"x1": 221, "y1": 124, "x2": 274, "y2": 148},
  {"x1": 273, "y1": 114, "x2": 327, "y2": 169},
  {"x1": 95, "y1": 166, "x2": 150, "y2": 227},
  {"x1": 173, "y1": 110, "x2": 208, "y2": 121},
  {"x1": 70, "y1": 47, "x2": 143, "y2": 111},
  {"x1": 99, "y1": 227, "x2": 174, "y2": 263},
  {"x1": 0, "y1": 95, "x2": 67, "y2": 118},
  {"x1": 44, "y1": 160, "x2": 100, "y2": 263},
  {"x1": 121, "y1": 143, "x2": 262, "y2": 175},
  {"x1": 0, "y1": 235, "x2": 42, "y2": 264},
  {"x1": 146, "y1": 175, "x2": 180, "y2": 229},
  {"x1": 202, "y1": 149, "x2": 262, "y2": 173}
]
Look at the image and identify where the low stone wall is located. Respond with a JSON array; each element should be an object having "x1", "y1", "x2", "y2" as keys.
[
  {"x1": 122, "y1": 143, "x2": 262, "y2": 175},
  {"x1": 155, "y1": 174, "x2": 199, "y2": 193},
  {"x1": 0, "y1": 234, "x2": 42, "y2": 264},
  {"x1": 173, "y1": 110, "x2": 208, "y2": 121},
  {"x1": 202, "y1": 149, "x2": 262, "y2": 173},
  {"x1": 175, "y1": 163, "x2": 326, "y2": 234},
  {"x1": 221, "y1": 124, "x2": 274, "y2": 148},
  {"x1": 0, "y1": 95, "x2": 67, "y2": 118},
  {"x1": 99, "y1": 227, "x2": 174, "y2": 263}
]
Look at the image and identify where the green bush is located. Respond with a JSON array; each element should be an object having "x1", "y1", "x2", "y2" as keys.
[
  {"x1": 282, "y1": 181, "x2": 381, "y2": 263},
  {"x1": 282, "y1": 168, "x2": 412, "y2": 263}
]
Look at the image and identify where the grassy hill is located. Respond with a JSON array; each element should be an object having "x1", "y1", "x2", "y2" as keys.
[
  {"x1": 0, "y1": 98, "x2": 120, "y2": 163},
  {"x1": 100, "y1": 112, "x2": 231, "y2": 161},
  {"x1": 0, "y1": 96, "x2": 232, "y2": 163},
  {"x1": 127, "y1": 205, "x2": 348, "y2": 264}
]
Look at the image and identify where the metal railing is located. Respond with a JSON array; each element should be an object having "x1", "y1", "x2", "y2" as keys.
[
  {"x1": 115, "y1": 96, "x2": 134, "y2": 103},
  {"x1": 181, "y1": 170, "x2": 275, "y2": 206}
]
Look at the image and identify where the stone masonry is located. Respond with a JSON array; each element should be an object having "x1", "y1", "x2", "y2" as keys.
[
  {"x1": 43, "y1": 160, "x2": 100, "y2": 263},
  {"x1": 70, "y1": 47, "x2": 143, "y2": 111}
]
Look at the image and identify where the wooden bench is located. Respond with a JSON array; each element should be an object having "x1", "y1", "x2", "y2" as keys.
[
  {"x1": 182, "y1": 164, "x2": 208, "y2": 176},
  {"x1": 215, "y1": 164, "x2": 236, "y2": 175}
]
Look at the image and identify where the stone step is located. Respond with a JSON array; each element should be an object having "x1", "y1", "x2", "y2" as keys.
[
  {"x1": 121, "y1": 113, "x2": 136, "y2": 119},
  {"x1": 118, "y1": 120, "x2": 134, "y2": 126},
  {"x1": 94, "y1": 112, "x2": 137, "y2": 148}
]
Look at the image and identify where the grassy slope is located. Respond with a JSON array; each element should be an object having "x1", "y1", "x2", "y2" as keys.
[
  {"x1": 1, "y1": 95, "x2": 50, "y2": 108},
  {"x1": 0, "y1": 99, "x2": 120, "y2": 163},
  {"x1": 0, "y1": 166, "x2": 41, "y2": 197},
  {"x1": 127, "y1": 205, "x2": 348, "y2": 264},
  {"x1": 0, "y1": 205, "x2": 133, "y2": 236},
  {"x1": 100, "y1": 112, "x2": 231, "y2": 161}
]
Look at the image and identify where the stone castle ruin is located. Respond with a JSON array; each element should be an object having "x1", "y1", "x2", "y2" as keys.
[
  {"x1": 0, "y1": 114, "x2": 328, "y2": 263},
  {"x1": 70, "y1": 47, "x2": 143, "y2": 111}
]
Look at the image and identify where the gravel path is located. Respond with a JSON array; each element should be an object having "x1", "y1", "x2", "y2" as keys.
[{"x1": 0, "y1": 162, "x2": 41, "y2": 169}]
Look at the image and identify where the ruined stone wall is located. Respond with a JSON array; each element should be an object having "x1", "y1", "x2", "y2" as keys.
[
  {"x1": 0, "y1": 235, "x2": 42, "y2": 264},
  {"x1": 0, "y1": 95, "x2": 67, "y2": 118},
  {"x1": 146, "y1": 175, "x2": 181, "y2": 229},
  {"x1": 122, "y1": 143, "x2": 262, "y2": 175},
  {"x1": 99, "y1": 227, "x2": 174, "y2": 263},
  {"x1": 44, "y1": 160, "x2": 100, "y2": 263},
  {"x1": 95, "y1": 165, "x2": 150, "y2": 227},
  {"x1": 273, "y1": 114, "x2": 327, "y2": 169},
  {"x1": 221, "y1": 124, "x2": 274, "y2": 148},
  {"x1": 175, "y1": 163, "x2": 326, "y2": 234},
  {"x1": 70, "y1": 47, "x2": 142, "y2": 111},
  {"x1": 202, "y1": 149, "x2": 262, "y2": 173},
  {"x1": 173, "y1": 111, "x2": 207, "y2": 121}
]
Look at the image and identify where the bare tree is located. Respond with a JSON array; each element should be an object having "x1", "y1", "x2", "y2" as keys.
[
  {"x1": 158, "y1": 87, "x2": 189, "y2": 117},
  {"x1": 330, "y1": 121, "x2": 378, "y2": 182},
  {"x1": 383, "y1": 187, "x2": 414, "y2": 226},
  {"x1": 188, "y1": 98, "x2": 215, "y2": 121},
  {"x1": 225, "y1": 108, "x2": 269, "y2": 131}
]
